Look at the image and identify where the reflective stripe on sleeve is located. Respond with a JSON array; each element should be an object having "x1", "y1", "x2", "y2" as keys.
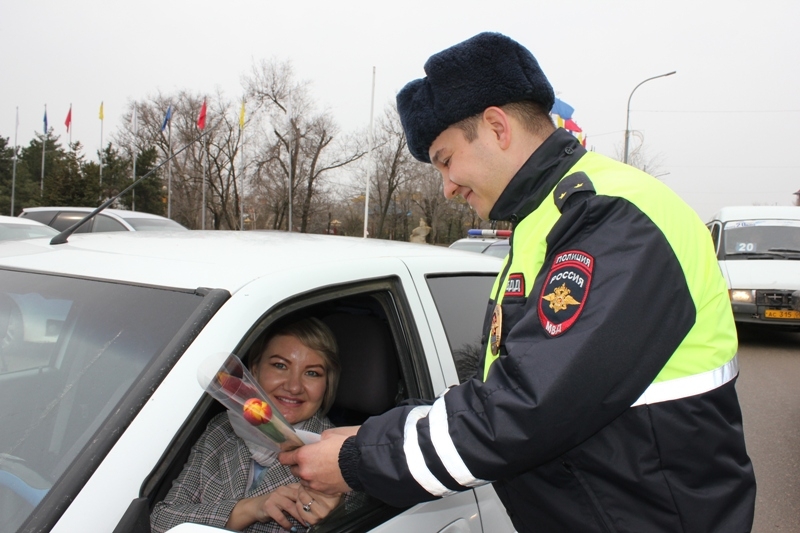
[
  {"x1": 631, "y1": 357, "x2": 738, "y2": 407},
  {"x1": 429, "y1": 395, "x2": 491, "y2": 488},
  {"x1": 403, "y1": 405, "x2": 457, "y2": 498}
]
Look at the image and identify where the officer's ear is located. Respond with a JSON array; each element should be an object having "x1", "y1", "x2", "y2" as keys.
[{"x1": 482, "y1": 106, "x2": 512, "y2": 150}]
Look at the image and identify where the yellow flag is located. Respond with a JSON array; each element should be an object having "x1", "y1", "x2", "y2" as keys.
[
  {"x1": 99, "y1": 102, "x2": 104, "y2": 120},
  {"x1": 239, "y1": 100, "x2": 246, "y2": 130}
]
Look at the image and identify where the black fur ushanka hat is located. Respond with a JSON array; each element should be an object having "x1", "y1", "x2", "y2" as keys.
[{"x1": 397, "y1": 32, "x2": 554, "y2": 163}]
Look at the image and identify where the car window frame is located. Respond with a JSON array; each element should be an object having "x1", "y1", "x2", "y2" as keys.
[{"x1": 141, "y1": 277, "x2": 434, "y2": 533}]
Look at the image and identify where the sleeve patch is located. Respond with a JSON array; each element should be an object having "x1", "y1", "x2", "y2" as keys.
[{"x1": 538, "y1": 250, "x2": 594, "y2": 337}]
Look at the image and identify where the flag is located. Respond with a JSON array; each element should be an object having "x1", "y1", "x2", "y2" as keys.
[
  {"x1": 65, "y1": 105, "x2": 72, "y2": 132},
  {"x1": 43, "y1": 107, "x2": 48, "y2": 133},
  {"x1": 551, "y1": 98, "x2": 574, "y2": 120},
  {"x1": 239, "y1": 99, "x2": 246, "y2": 130},
  {"x1": 131, "y1": 105, "x2": 138, "y2": 135},
  {"x1": 99, "y1": 101, "x2": 104, "y2": 120},
  {"x1": 197, "y1": 99, "x2": 207, "y2": 130},
  {"x1": 564, "y1": 118, "x2": 582, "y2": 133},
  {"x1": 161, "y1": 105, "x2": 172, "y2": 131}
]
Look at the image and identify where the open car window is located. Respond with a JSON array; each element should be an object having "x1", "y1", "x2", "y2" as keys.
[{"x1": 145, "y1": 278, "x2": 432, "y2": 533}]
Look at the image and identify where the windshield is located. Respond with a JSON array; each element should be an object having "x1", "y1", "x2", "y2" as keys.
[
  {"x1": 449, "y1": 240, "x2": 492, "y2": 253},
  {"x1": 124, "y1": 217, "x2": 188, "y2": 231},
  {"x1": 0, "y1": 223, "x2": 58, "y2": 241},
  {"x1": 723, "y1": 220, "x2": 800, "y2": 258},
  {"x1": 0, "y1": 270, "x2": 205, "y2": 532}
]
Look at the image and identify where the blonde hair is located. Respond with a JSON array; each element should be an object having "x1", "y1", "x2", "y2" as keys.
[{"x1": 248, "y1": 317, "x2": 340, "y2": 416}]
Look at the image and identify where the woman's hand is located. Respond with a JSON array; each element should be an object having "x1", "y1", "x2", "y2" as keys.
[
  {"x1": 227, "y1": 483, "x2": 306, "y2": 531},
  {"x1": 295, "y1": 486, "x2": 344, "y2": 526}
]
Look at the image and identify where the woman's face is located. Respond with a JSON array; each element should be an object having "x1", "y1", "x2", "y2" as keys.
[{"x1": 251, "y1": 334, "x2": 327, "y2": 425}]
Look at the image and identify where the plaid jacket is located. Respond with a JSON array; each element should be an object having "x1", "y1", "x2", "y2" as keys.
[{"x1": 151, "y1": 412, "x2": 332, "y2": 533}]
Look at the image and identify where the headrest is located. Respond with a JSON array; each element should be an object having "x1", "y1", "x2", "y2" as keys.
[{"x1": 322, "y1": 314, "x2": 399, "y2": 415}]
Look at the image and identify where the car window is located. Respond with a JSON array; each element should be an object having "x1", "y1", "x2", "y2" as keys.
[
  {"x1": 93, "y1": 214, "x2": 128, "y2": 232},
  {"x1": 124, "y1": 217, "x2": 188, "y2": 231},
  {"x1": 483, "y1": 241, "x2": 510, "y2": 258},
  {"x1": 722, "y1": 220, "x2": 800, "y2": 257},
  {"x1": 0, "y1": 222, "x2": 59, "y2": 241},
  {"x1": 0, "y1": 270, "x2": 207, "y2": 532},
  {"x1": 708, "y1": 222, "x2": 721, "y2": 256},
  {"x1": 449, "y1": 240, "x2": 492, "y2": 253},
  {"x1": 425, "y1": 275, "x2": 496, "y2": 382},
  {"x1": 147, "y1": 280, "x2": 426, "y2": 533},
  {"x1": 50, "y1": 212, "x2": 92, "y2": 233},
  {"x1": 19, "y1": 211, "x2": 56, "y2": 226}
]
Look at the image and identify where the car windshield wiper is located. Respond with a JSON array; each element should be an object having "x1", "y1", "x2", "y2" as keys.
[
  {"x1": 766, "y1": 248, "x2": 800, "y2": 259},
  {"x1": 725, "y1": 252, "x2": 785, "y2": 259}
]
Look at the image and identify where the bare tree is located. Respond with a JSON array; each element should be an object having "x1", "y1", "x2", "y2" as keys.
[{"x1": 244, "y1": 58, "x2": 364, "y2": 232}]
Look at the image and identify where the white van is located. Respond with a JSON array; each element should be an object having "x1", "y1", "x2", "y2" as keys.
[{"x1": 707, "y1": 206, "x2": 800, "y2": 328}]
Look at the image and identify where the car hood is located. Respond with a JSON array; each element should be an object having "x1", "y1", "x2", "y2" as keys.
[{"x1": 720, "y1": 259, "x2": 800, "y2": 290}]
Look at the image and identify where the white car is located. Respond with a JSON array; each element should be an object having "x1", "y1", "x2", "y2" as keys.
[
  {"x1": 707, "y1": 206, "x2": 800, "y2": 328},
  {"x1": 0, "y1": 229, "x2": 514, "y2": 533},
  {"x1": 449, "y1": 229, "x2": 511, "y2": 259},
  {"x1": 19, "y1": 206, "x2": 188, "y2": 233},
  {"x1": 0, "y1": 215, "x2": 59, "y2": 241}
]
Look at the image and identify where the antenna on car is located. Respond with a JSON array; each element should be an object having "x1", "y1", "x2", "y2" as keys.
[{"x1": 50, "y1": 132, "x2": 208, "y2": 245}]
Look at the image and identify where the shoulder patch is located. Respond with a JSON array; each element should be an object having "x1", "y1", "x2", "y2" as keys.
[
  {"x1": 553, "y1": 172, "x2": 595, "y2": 212},
  {"x1": 538, "y1": 250, "x2": 594, "y2": 337}
]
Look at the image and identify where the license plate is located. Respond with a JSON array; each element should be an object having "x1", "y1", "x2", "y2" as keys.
[{"x1": 764, "y1": 309, "x2": 800, "y2": 319}]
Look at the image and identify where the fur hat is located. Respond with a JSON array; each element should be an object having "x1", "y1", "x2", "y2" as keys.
[{"x1": 397, "y1": 32, "x2": 554, "y2": 163}]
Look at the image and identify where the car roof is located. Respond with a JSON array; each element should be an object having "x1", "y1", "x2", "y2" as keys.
[
  {"x1": 709, "y1": 206, "x2": 800, "y2": 223},
  {"x1": 21, "y1": 206, "x2": 172, "y2": 220},
  {"x1": 0, "y1": 231, "x2": 499, "y2": 293}
]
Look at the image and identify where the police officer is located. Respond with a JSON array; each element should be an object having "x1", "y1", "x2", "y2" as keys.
[{"x1": 281, "y1": 32, "x2": 756, "y2": 532}]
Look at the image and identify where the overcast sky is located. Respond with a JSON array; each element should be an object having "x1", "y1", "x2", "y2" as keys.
[{"x1": 2, "y1": 0, "x2": 798, "y2": 221}]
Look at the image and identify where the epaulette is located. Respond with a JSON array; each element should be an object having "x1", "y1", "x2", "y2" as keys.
[{"x1": 553, "y1": 172, "x2": 596, "y2": 213}]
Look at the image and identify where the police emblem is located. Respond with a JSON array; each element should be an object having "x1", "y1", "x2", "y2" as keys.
[
  {"x1": 490, "y1": 304, "x2": 502, "y2": 355},
  {"x1": 538, "y1": 250, "x2": 594, "y2": 337}
]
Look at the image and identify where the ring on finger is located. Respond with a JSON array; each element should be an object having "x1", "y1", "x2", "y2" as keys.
[{"x1": 302, "y1": 499, "x2": 315, "y2": 513}]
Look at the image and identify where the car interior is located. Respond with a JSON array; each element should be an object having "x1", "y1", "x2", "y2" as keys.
[{"x1": 141, "y1": 280, "x2": 430, "y2": 533}]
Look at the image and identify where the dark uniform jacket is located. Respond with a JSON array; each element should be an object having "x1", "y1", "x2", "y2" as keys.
[{"x1": 339, "y1": 129, "x2": 756, "y2": 533}]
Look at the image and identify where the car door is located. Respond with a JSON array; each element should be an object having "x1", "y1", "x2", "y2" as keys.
[{"x1": 51, "y1": 257, "x2": 487, "y2": 533}]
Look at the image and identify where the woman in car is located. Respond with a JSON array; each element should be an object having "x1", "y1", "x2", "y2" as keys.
[{"x1": 151, "y1": 317, "x2": 343, "y2": 533}]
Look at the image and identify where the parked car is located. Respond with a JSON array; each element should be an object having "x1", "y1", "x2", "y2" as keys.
[
  {"x1": 0, "y1": 229, "x2": 514, "y2": 533},
  {"x1": 19, "y1": 207, "x2": 188, "y2": 233},
  {"x1": 707, "y1": 206, "x2": 800, "y2": 328},
  {"x1": 449, "y1": 229, "x2": 511, "y2": 258},
  {"x1": 0, "y1": 215, "x2": 59, "y2": 241}
]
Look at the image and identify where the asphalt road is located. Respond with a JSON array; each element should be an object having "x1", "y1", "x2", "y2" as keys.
[{"x1": 736, "y1": 324, "x2": 800, "y2": 532}]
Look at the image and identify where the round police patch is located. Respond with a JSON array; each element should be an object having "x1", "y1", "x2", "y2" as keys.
[{"x1": 538, "y1": 250, "x2": 594, "y2": 337}]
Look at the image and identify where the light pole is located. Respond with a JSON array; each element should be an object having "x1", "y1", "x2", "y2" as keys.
[{"x1": 624, "y1": 71, "x2": 676, "y2": 164}]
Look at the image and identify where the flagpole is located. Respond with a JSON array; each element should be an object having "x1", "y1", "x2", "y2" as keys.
[
  {"x1": 239, "y1": 98, "x2": 246, "y2": 231},
  {"x1": 11, "y1": 107, "x2": 19, "y2": 215},
  {"x1": 99, "y1": 102, "x2": 104, "y2": 186},
  {"x1": 363, "y1": 66, "x2": 376, "y2": 238},
  {"x1": 41, "y1": 104, "x2": 47, "y2": 195},
  {"x1": 286, "y1": 92, "x2": 294, "y2": 233},
  {"x1": 202, "y1": 134, "x2": 206, "y2": 230},
  {"x1": 131, "y1": 104, "x2": 137, "y2": 211},
  {"x1": 167, "y1": 117, "x2": 172, "y2": 219},
  {"x1": 68, "y1": 103, "x2": 72, "y2": 147}
]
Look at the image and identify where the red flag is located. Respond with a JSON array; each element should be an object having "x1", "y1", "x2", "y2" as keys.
[
  {"x1": 564, "y1": 118, "x2": 582, "y2": 133},
  {"x1": 65, "y1": 105, "x2": 72, "y2": 132},
  {"x1": 197, "y1": 99, "x2": 207, "y2": 130}
]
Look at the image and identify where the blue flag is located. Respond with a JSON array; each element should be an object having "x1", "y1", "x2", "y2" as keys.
[
  {"x1": 161, "y1": 105, "x2": 172, "y2": 131},
  {"x1": 43, "y1": 108, "x2": 48, "y2": 133},
  {"x1": 550, "y1": 98, "x2": 574, "y2": 120}
]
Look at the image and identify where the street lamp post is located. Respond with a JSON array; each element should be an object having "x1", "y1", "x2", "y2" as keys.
[{"x1": 623, "y1": 71, "x2": 676, "y2": 164}]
